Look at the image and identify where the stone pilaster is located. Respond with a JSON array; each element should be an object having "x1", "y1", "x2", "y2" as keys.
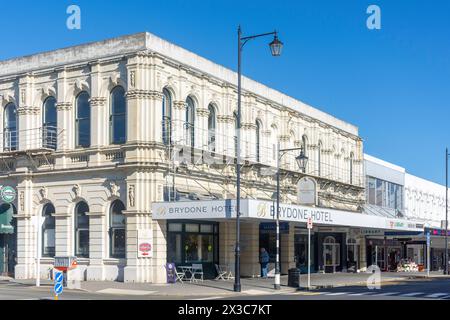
[
  {"x1": 240, "y1": 222, "x2": 259, "y2": 277},
  {"x1": 86, "y1": 211, "x2": 106, "y2": 281},
  {"x1": 281, "y1": 224, "x2": 295, "y2": 274}
]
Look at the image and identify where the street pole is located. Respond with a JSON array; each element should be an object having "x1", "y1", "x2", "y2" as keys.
[
  {"x1": 445, "y1": 148, "x2": 448, "y2": 275},
  {"x1": 36, "y1": 216, "x2": 41, "y2": 287},
  {"x1": 275, "y1": 141, "x2": 281, "y2": 290},
  {"x1": 427, "y1": 232, "x2": 430, "y2": 278},
  {"x1": 308, "y1": 224, "x2": 311, "y2": 289},
  {"x1": 234, "y1": 26, "x2": 242, "y2": 293}
]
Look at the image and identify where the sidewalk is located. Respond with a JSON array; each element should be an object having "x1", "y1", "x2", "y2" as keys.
[{"x1": 8, "y1": 271, "x2": 450, "y2": 297}]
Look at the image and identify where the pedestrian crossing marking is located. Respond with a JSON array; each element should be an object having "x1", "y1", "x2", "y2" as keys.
[
  {"x1": 371, "y1": 292, "x2": 400, "y2": 296},
  {"x1": 400, "y1": 292, "x2": 425, "y2": 297},
  {"x1": 292, "y1": 291, "x2": 325, "y2": 296},
  {"x1": 348, "y1": 292, "x2": 377, "y2": 296},
  {"x1": 424, "y1": 293, "x2": 448, "y2": 298},
  {"x1": 325, "y1": 292, "x2": 351, "y2": 296}
]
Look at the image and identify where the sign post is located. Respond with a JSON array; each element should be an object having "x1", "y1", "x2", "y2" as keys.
[
  {"x1": 54, "y1": 271, "x2": 64, "y2": 300},
  {"x1": 307, "y1": 217, "x2": 313, "y2": 290},
  {"x1": 427, "y1": 232, "x2": 431, "y2": 277},
  {"x1": 31, "y1": 216, "x2": 44, "y2": 287}
]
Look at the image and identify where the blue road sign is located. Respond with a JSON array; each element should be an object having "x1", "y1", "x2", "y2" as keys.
[
  {"x1": 54, "y1": 283, "x2": 63, "y2": 295},
  {"x1": 427, "y1": 232, "x2": 431, "y2": 246},
  {"x1": 55, "y1": 272, "x2": 63, "y2": 284}
]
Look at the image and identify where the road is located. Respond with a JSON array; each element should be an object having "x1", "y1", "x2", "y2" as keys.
[{"x1": 1, "y1": 278, "x2": 450, "y2": 300}]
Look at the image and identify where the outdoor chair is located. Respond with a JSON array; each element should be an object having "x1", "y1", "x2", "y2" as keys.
[
  {"x1": 215, "y1": 264, "x2": 227, "y2": 280},
  {"x1": 191, "y1": 263, "x2": 204, "y2": 282}
]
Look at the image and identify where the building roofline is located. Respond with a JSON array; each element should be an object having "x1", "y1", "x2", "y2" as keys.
[{"x1": 0, "y1": 31, "x2": 359, "y2": 136}]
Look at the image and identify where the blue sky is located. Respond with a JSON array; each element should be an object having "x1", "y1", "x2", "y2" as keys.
[{"x1": 1, "y1": 0, "x2": 449, "y2": 184}]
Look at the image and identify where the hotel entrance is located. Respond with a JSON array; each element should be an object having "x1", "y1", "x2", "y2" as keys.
[{"x1": 0, "y1": 203, "x2": 17, "y2": 276}]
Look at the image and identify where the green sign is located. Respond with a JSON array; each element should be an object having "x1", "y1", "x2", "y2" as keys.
[{"x1": 0, "y1": 186, "x2": 16, "y2": 203}]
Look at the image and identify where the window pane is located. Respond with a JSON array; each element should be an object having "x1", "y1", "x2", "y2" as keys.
[
  {"x1": 77, "y1": 229, "x2": 89, "y2": 257},
  {"x1": 112, "y1": 228, "x2": 126, "y2": 257},
  {"x1": 200, "y1": 224, "x2": 213, "y2": 233},
  {"x1": 43, "y1": 228, "x2": 55, "y2": 256},
  {"x1": 168, "y1": 233, "x2": 182, "y2": 263},
  {"x1": 185, "y1": 234, "x2": 199, "y2": 262},
  {"x1": 201, "y1": 235, "x2": 214, "y2": 262},
  {"x1": 112, "y1": 115, "x2": 126, "y2": 143},
  {"x1": 168, "y1": 223, "x2": 182, "y2": 232},
  {"x1": 185, "y1": 223, "x2": 199, "y2": 233},
  {"x1": 77, "y1": 119, "x2": 90, "y2": 147}
]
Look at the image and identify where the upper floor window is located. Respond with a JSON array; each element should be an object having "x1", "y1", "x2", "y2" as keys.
[
  {"x1": 75, "y1": 201, "x2": 89, "y2": 258},
  {"x1": 110, "y1": 86, "x2": 127, "y2": 145},
  {"x1": 162, "y1": 88, "x2": 172, "y2": 146},
  {"x1": 43, "y1": 97, "x2": 57, "y2": 149},
  {"x1": 185, "y1": 96, "x2": 195, "y2": 148},
  {"x1": 255, "y1": 120, "x2": 262, "y2": 162},
  {"x1": 75, "y1": 92, "x2": 91, "y2": 148},
  {"x1": 208, "y1": 104, "x2": 216, "y2": 152},
  {"x1": 3, "y1": 103, "x2": 17, "y2": 151}
]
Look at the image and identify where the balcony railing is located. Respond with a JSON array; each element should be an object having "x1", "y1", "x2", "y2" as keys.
[{"x1": 0, "y1": 126, "x2": 62, "y2": 153}]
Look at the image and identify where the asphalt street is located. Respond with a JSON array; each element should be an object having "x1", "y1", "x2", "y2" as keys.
[{"x1": 1, "y1": 278, "x2": 450, "y2": 300}]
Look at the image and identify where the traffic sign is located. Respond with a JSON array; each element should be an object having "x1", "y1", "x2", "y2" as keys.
[
  {"x1": 426, "y1": 232, "x2": 431, "y2": 246},
  {"x1": 307, "y1": 217, "x2": 313, "y2": 229},
  {"x1": 54, "y1": 282, "x2": 63, "y2": 295},
  {"x1": 55, "y1": 271, "x2": 63, "y2": 284}
]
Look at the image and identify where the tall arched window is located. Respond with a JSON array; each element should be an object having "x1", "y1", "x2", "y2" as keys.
[
  {"x1": 208, "y1": 104, "x2": 216, "y2": 152},
  {"x1": 42, "y1": 203, "x2": 56, "y2": 257},
  {"x1": 162, "y1": 88, "x2": 172, "y2": 146},
  {"x1": 255, "y1": 120, "x2": 261, "y2": 163},
  {"x1": 110, "y1": 86, "x2": 127, "y2": 145},
  {"x1": 317, "y1": 141, "x2": 322, "y2": 176},
  {"x1": 110, "y1": 200, "x2": 126, "y2": 258},
  {"x1": 349, "y1": 152, "x2": 354, "y2": 185},
  {"x1": 185, "y1": 96, "x2": 195, "y2": 148},
  {"x1": 43, "y1": 97, "x2": 57, "y2": 149},
  {"x1": 3, "y1": 103, "x2": 17, "y2": 151},
  {"x1": 74, "y1": 201, "x2": 89, "y2": 258},
  {"x1": 75, "y1": 92, "x2": 91, "y2": 148}
]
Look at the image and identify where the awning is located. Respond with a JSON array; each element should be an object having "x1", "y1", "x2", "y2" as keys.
[{"x1": 152, "y1": 199, "x2": 424, "y2": 232}]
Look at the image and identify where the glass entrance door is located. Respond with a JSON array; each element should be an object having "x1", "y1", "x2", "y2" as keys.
[{"x1": 323, "y1": 236, "x2": 340, "y2": 273}]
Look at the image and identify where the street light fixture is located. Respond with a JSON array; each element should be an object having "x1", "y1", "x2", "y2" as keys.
[
  {"x1": 234, "y1": 26, "x2": 283, "y2": 293},
  {"x1": 274, "y1": 143, "x2": 308, "y2": 290}
]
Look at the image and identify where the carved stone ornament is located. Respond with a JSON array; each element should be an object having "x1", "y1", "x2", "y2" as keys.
[
  {"x1": 109, "y1": 181, "x2": 119, "y2": 197},
  {"x1": 130, "y1": 71, "x2": 136, "y2": 88},
  {"x1": 73, "y1": 184, "x2": 81, "y2": 197},
  {"x1": 128, "y1": 185, "x2": 135, "y2": 207},
  {"x1": 19, "y1": 191, "x2": 25, "y2": 211},
  {"x1": 39, "y1": 187, "x2": 48, "y2": 199}
]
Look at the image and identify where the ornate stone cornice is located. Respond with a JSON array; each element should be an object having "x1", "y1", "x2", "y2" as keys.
[
  {"x1": 241, "y1": 123, "x2": 257, "y2": 130},
  {"x1": 279, "y1": 135, "x2": 290, "y2": 142},
  {"x1": 17, "y1": 106, "x2": 40, "y2": 115},
  {"x1": 217, "y1": 115, "x2": 234, "y2": 123},
  {"x1": 125, "y1": 90, "x2": 163, "y2": 100},
  {"x1": 56, "y1": 102, "x2": 72, "y2": 111},
  {"x1": 90, "y1": 97, "x2": 107, "y2": 106},
  {"x1": 173, "y1": 101, "x2": 187, "y2": 110},
  {"x1": 195, "y1": 108, "x2": 210, "y2": 117}
]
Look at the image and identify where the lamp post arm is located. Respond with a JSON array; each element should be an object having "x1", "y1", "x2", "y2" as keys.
[{"x1": 240, "y1": 31, "x2": 278, "y2": 49}]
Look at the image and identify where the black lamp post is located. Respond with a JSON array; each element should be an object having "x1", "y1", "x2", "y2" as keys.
[
  {"x1": 274, "y1": 143, "x2": 308, "y2": 289},
  {"x1": 234, "y1": 26, "x2": 283, "y2": 293},
  {"x1": 445, "y1": 148, "x2": 449, "y2": 275}
]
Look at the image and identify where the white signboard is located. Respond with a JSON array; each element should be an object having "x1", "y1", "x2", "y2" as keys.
[
  {"x1": 137, "y1": 229, "x2": 153, "y2": 258},
  {"x1": 307, "y1": 217, "x2": 313, "y2": 229},
  {"x1": 297, "y1": 177, "x2": 316, "y2": 205},
  {"x1": 151, "y1": 199, "x2": 423, "y2": 232}
]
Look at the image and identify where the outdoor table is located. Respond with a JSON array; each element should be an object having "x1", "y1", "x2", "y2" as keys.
[{"x1": 179, "y1": 266, "x2": 195, "y2": 282}]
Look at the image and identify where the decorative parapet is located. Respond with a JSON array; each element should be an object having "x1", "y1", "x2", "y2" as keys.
[{"x1": 125, "y1": 90, "x2": 163, "y2": 100}]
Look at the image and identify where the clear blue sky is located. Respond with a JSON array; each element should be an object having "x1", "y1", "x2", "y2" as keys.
[{"x1": 1, "y1": 0, "x2": 449, "y2": 185}]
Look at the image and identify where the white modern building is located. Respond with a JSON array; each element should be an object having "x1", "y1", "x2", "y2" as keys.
[{"x1": 0, "y1": 32, "x2": 425, "y2": 283}]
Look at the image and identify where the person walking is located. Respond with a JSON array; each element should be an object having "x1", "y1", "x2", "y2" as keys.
[{"x1": 260, "y1": 248, "x2": 270, "y2": 278}]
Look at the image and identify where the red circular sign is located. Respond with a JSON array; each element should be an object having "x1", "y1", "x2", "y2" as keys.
[{"x1": 139, "y1": 243, "x2": 152, "y2": 252}]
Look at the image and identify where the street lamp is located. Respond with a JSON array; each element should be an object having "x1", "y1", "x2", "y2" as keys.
[
  {"x1": 445, "y1": 148, "x2": 450, "y2": 275},
  {"x1": 274, "y1": 142, "x2": 308, "y2": 289},
  {"x1": 235, "y1": 26, "x2": 283, "y2": 293}
]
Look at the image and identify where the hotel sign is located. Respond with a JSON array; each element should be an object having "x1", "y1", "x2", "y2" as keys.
[{"x1": 151, "y1": 199, "x2": 424, "y2": 232}]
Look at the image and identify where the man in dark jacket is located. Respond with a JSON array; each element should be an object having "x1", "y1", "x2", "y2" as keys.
[{"x1": 260, "y1": 248, "x2": 270, "y2": 278}]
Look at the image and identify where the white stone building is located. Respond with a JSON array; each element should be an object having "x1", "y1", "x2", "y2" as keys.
[{"x1": 0, "y1": 32, "x2": 374, "y2": 282}]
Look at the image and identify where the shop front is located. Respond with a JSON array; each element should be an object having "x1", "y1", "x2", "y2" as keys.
[
  {"x1": 0, "y1": 203, "x2": 17, "y2": 276},
  {"x1": 152, "y1": 199, "x2": 424, "y2": 279}
]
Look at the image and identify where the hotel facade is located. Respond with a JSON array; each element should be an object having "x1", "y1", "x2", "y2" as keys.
[{"x1": 0, "y1": 32, "x2": 424, "y2": 283}]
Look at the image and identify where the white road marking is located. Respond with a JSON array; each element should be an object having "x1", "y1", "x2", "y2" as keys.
[
  {"x1": 370, "y1": 292, "x2": 400, "y2": 296},
  {"x1": 347, "y1": 292, "x2": 377, "y2": 296},
  {"x1": 96, "y1": 288, "x2": 157, "y2": 295},
  {"x1": 193, "y1": 296, "x2": 223, "y2": 300},
  {"x1": 424, "y1": 293, "x2": 449, "y2": 298},
  {"x1": 400, "y1": 292, "x2": 425, "y2": 297},
  {"x1": 325, "y1": 292, "x2": 351, "y2": 296}
]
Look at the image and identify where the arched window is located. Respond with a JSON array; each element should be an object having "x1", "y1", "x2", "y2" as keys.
[
  {"x1": 349, "y1": 152, "x2": 354, "y2": 184},
  {"x1": 110, "y1": 86, "x2": 127, "y2": 145},
  {"x1": 255, "y1": 120, "x2": 261, "y2": 163},
  {"x1": 208, "y1": 104, "x2": 216, "y2": 152},
  {"x1": 110, "y1": 200, "x2": 126, "y2": 258},
  {"x1": 3, "y1": 103, "x2": 17, "y2": 151},
  {"x1": 75, "y1": 92, "x2": 91, "y2": 148},
  {"x1": 317, "y1": 141, "x2": 322, "y2": 176},
  {"x1": 185, "y1": 96, "x2": 195, "y2": 148},
  {"x1": 43, "y1": 97, "x2": 57, "y2": 149},
  {"x1": 162, "y1": 88, "x2": 172, "y2": 145},
  {"x1": 74, "y1": 201, "x2": 89, "y2": 258},
  {"x1": 42, "y1": 203, "x2": 56, "y2": 257}
]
